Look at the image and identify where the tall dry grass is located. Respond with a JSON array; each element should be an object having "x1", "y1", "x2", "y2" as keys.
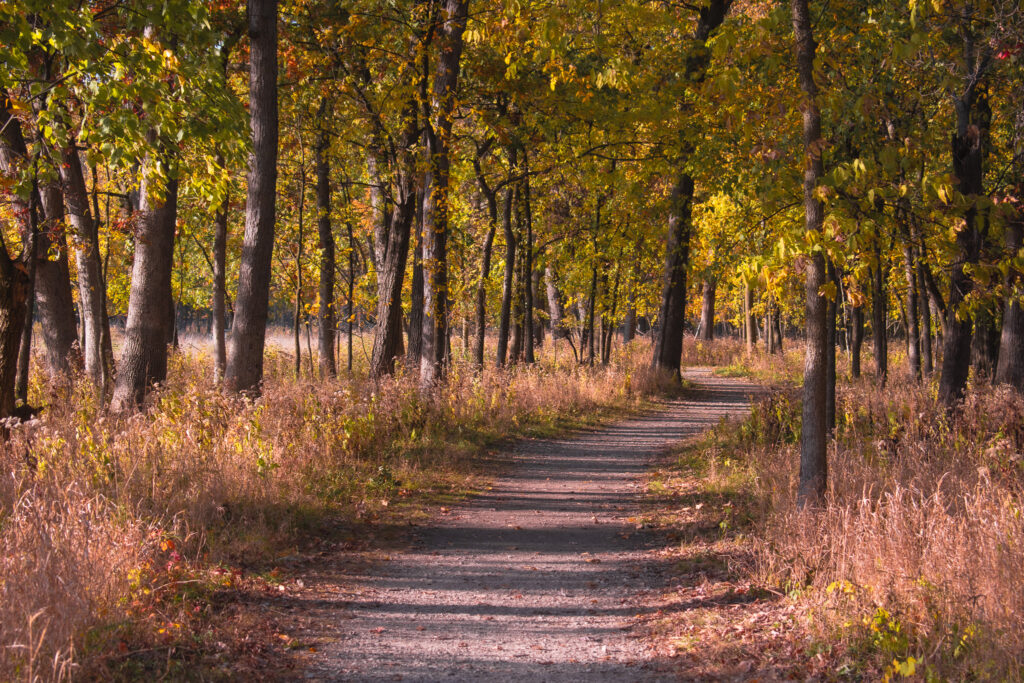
[
  {"x1": 715, "y1": 375, "x2": 1024, "y2": 679},
  {"x1": 1, "y1": 334, "x2": 665, "y2": 680}
]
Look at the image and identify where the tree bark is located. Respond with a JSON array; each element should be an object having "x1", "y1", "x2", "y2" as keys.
[
  {"x1": 743, "y1": 280, "x2": 755, "y2": 353},
  {"x1": 0, "y1": 241, "x2": 29, "y2": 419},
  {"x1": 0, "y1": 106, "x2": 77, "y2": 378},
  {"x1": 420, "y1": 0, "x2": 469, "y2": 388},
  {"x1": 651, "y1": 0, "x2": 732, "y2": 375},
  {"x1": 653, "y1": 174, "x2": 693, "y2": 374},
  {"x1": 315, "y1": 98, "x2": 337, "y2": 378},
  {"x1": 496, "y1": 179, "x2": 516, "y2": 366},
  {"x1": 407, "y1": 188, "x2": 424, "y2": 363},
  {"x1": 851, "y1": 300, "x2": 864, "y2": 378},
  {"x1": 212, "y1": 192, "x2": 228, "y2": 383},
  {"x1": 225, "y1": 0, "x2": 279, "y2": 393},
  {"x1": 112, "y1": 151, "x2": 179, "y2": 411},
  {"x1": 522, "y1": 159, "x2": 535, "y2": 364},
  {"x1": 473, "y1": 159, "x2": 498, "y2": 368},
  {"x1": 545, "y1": 265, "x2": 566, "y2": 341},
  {"x1": 918, "y1": 261, "x2": 933, "y2": 375},
  {"x1": 699, "y1": 278, "x2": 716, "y2": 341},
  {"x1": 938, "y1": 30, "x2": 989, "y2": 405},
  {"x1": 871, "y1": 244, "x2": 888, "y2": 383},
  {"x1": 825, "y1": 260, "x2": 837, "y2": 436},
  {"x1": 792, "y1": 0, "x2": 827, "y2": 506},
  {"x1": 59, "y1": 146, "x2": 107, "y2": 390},
  {"x1": 997, "y1": 212, "x2": 1024, "y2": 388},
  {"x1": 903, "y1": 242, "x2": 921, "y2": 380}
]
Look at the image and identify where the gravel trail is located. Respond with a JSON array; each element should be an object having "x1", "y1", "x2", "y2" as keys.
[{"x1": 306, "y1": 368, "x2": 757, "y2": 682}]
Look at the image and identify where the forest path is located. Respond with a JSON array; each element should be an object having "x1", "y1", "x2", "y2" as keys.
[{"x1": 301, "y1": 368, "x2": 757, "y2": 682}]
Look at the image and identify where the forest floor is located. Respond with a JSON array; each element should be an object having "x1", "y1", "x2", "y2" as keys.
[{"x1": 254, "y1": 368, "x2": 759, "y2": 681}]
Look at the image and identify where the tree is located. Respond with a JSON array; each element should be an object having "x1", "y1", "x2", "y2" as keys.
[
  {"x1": 225, "y1": 0, "x2": 279, "y2": 393},
  {"x1": 792, "y1": 0, "x2": 828, "y2": 506}
]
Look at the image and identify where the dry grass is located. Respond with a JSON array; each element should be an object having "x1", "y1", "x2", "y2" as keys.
[
  {"x1": 660, "y1": 346, "x2": 1024, "y2": 680},
  {"x1": 0, "y1": 332, "x2": 665, "y2": 681}
]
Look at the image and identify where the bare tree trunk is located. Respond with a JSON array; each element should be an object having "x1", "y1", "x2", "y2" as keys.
[
  {"x1": 226, "y1": 0, "x2": 279, "y2": 393},
  {"x1": 315, "y1": 98, "x2": 336, "y2": 378},
  {"x1": 792, "y1": 0, "x2": 827, "y2": 506},
  {"x1": 112, "y1": 143, "x2": 180, "y2": 411}
]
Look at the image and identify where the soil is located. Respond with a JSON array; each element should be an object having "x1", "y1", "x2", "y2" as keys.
[{"x1": 291, "y1": 368, "x2": 758, "y2": 682}]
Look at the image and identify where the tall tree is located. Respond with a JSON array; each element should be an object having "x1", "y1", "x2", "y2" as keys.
[
  {"x1": 225, "y1": 0, "x2": 279, "y2": 393},
  {"x1": 792, "y1": 0, "x2": 828, "y2": 506},
  {"x1": 420, "y1": 0, "x2": 470, "y2": 387}
]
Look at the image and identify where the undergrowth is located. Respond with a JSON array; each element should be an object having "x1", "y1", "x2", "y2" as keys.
[
  {"x1": 656, "y1": 363, "x2": 1024, "y2": 680},
  {"x1": 0, "y1": 335, "x2": 668, "y2": 680}
]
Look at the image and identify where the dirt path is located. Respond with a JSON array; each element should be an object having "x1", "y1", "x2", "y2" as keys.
[{"x1": 301, "y1": 368, "x2": 758, "y2": 682}]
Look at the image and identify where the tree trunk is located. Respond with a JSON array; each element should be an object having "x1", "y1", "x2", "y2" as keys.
[
  {"x1": 851, "y1": 302, "x2": 863, "y2": 378},
  {"x1": 996, "y1": 212, "x2": 1024, "y2": 387},
  {"x1": 825, "y1": 260, "x2": 837, "y2": 436},
  {"x1": 0, "y1": 243, "x2": 30, "y2": 419},
  {"x1": 871, "y1": 244, "x2": 888, "y2": 383},
  {"x1": 918, "y1": 262, "x2": 933, "y2": 376},
  {"x1": 545, "y1": 265, "x2": 565, "y2": 340},
  {"x1": 0, "y1": 108, "x2": 77, "y2": 378},
  {"x1": 420, "y1": 0, "x2": 469, "y2": 387},
  {"x1": 59, "y1": 146, "x2": 107, "y2": 390},
  {"x1": 315, "y1": 99, "x2": 336, "y2": 378},
  {"x1": 650, "y1": 0, "x2": 731, "y2": 374},
  {"x1": 407, "y1": 190, "x2": 424, "y2": 363},
  {"x1": 225, "y1": 0, "x2": 279, "y2": 393},
  {"x1": 212, "y1": 191, "x2": 229, "y2": 383},
  {"x1": 938, "y1": 48, "x2": 989, "y2": 405},
  {"x1": 699, "y1": 278, "x2": 716, "y2": 341},
  {"x1": 112, "y1": 143, "x2": 180, "y2": 411},
  {"x1": 587, "y1": 262, "x2": 597, "y2": 366},
  {"x1": 653, "y1": 174, "x2": 693, "y2": 375},
  {"x1": 522, "y1": 161, "x2": 535, "y2": 364},
  {"x1": 496, "y1": 180, "x2": 516, "y2": 366},
  {"x1": 473, "y1": 165, "x2": 498, "y2": 368},
  {"x1": 743, "y1": 281, "x2": 755, "y2": 353},
  {"x1": 347, "y1": 220, "x2": 355, "y2": 373},
  {"x1": 792, "y1": 0, "x2": 827, "y2": 506},
  {"x1": 903, "y1": 242, "x2": 921, "y2": 380},
  {"x1": 293, "y1": 157, "x2": 306, "y2": 380}
]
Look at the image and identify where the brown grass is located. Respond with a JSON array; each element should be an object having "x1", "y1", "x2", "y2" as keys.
[
  {"x1": 0, "y1": 334, "x2": 665, "y2": 680},
  {"x1": 662, "y1": 347, "x2": 1024, "y2": 680}
]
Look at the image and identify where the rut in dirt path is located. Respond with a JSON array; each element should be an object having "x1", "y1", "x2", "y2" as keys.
[{"x1": 306, "y1": 368, "x2": 757, "y2": 682}]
